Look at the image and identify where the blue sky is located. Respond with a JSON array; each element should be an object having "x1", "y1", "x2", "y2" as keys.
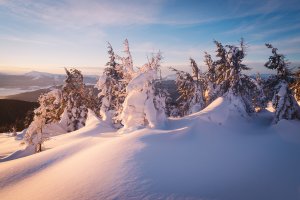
[{"x1": 0, "y1": 0, "x2": 299, "y2": 75}]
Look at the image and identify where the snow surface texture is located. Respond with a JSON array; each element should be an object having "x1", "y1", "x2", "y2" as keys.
[{"x1": 1, "y1": 97, "x2": 300, "y2": 200}]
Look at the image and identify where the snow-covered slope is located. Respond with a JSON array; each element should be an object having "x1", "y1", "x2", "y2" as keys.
[{"x1": 1, "y1": 97, "x2": 300, "y2": 200}]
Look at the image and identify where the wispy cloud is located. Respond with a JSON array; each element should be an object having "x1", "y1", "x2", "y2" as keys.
[
  {"x1": 1, "y1": 0, "x2": 164, "y2": 28},
  {"x1": 2, "y1": 0, "x2": 299, "y2": 28},
  {"x1": 0, "y1": 35, "x2": 49, "y2": 45}
]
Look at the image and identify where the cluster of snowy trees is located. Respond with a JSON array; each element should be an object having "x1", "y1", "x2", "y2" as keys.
[
  {"x1": 171, "y1": 39, "x2": 264, "y2": 116},
  {"x1": 95, "y1": 40, "x2": 166, "y2": 130},
  {"x1": 24, "y1": 68, "x2": 98, "y2": 152},
  {"x1": 25, "y1": 39, "x2": 166, "y2": 152},
  {"x1": 170, "y1": 40, "x2": 300, "y2": 122},
  {"x1": 24, "y1": 39, "x2": 300, "y2": 152}
]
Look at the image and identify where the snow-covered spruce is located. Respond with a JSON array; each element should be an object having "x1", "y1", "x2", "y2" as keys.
[
  {"x1": 264, "y1": 44, "x2": 300, "y2": 123},
  {"x1": 24, "y1": 89, "x2": 63, "y2": 152},
  {"x1": 212, "y1": 39, "x2": 259, "y2": 114},
  {"x1": 120, "y1": 52, "x2": 167, "y2": 130},
  {"x1": 203, "y1": 52, "x2": 219, "y2": 105},
  {"x1": 290, "y1": 67, "x2": 300, "y2": 102},
  {"x1": 95, "y1": 42, "x2": 125, "y2": 127},
  {"x1": 61, "y1": 68, "x2": 89, "y2": 132},
  {"x1": 171, "y1": 58, "x2": 205, "y2": 117},
  {"x1": 115, "y1": 39, "x2": 135, "y2": 83},
  {"x1": 253, "y1": 73, "x2": 267, "y2": 112}
]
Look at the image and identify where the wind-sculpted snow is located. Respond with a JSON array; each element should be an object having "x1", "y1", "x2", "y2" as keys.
[{"x1": 1, "y1": 97, "x2": 300, "y2": 200}]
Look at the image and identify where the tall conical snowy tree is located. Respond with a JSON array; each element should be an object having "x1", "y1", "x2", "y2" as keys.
[
  {"x1": 264, "y1": 44, "x2": 300, "y2": 123},
  {"x1": 96, "y1": 43, "x2": 124, "y2": 126},
  {"x1": 61, "y1": 68, "x2": 89, "y2": 132},
  {"x1": 111, "y1": 39, "x2": 136, "y2": 127}
]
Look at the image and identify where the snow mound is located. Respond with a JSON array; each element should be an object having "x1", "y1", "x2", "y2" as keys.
[
  {"x1": 192, "y1": 95, "x2": 249, "y2": 125},
  {"x1": 1, "y1": 102, "x2": 300, "y2": 200}
]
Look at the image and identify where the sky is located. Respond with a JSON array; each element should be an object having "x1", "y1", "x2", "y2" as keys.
[{"x1": 0, "y1": 0, "x2": 300, "y2": 75}]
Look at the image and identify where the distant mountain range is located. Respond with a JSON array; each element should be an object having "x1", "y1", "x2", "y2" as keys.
[
  {"x1": 0, "y1": 71, "x2": 98, "y2": 89},
  {"x1": 0, "y1": 71, "x2": 99, "y2": 97}
]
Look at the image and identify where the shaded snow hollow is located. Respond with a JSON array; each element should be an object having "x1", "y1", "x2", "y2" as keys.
[{"x1": 1, "y1": 97, "x2": 300, "y2": 200}]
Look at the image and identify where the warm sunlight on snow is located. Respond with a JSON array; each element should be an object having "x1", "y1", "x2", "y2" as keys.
[{"x1": 1, "y1": 1, "x2": 300, "y2": 200}]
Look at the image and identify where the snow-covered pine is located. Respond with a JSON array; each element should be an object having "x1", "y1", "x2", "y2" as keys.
[
  {"x1": 253, "y1": 73, "x2": 267, "y2": 111},
  {"x1": 190, "y1": 58, "x2": 205, "y2": 112},
  {"x1": 61, "y1": 68, "x2": 89, "y2": 132},
  {"x1": 115, "y1": 39, "x2": 135, "y2": 83},
  {"x1": 95, "y1": 43, "x2": 124, "y2": 126},
  {"x1": 264, "y1": 44, "x2": 300, "y2": 123},
  {"x1": 203, "y1": 52, "x2": 218, "y2": 105},
  {"x1": 120, "y1": 52, "x2": 167, "y2": 129},
  {"x1": 171, "y1": 58, "x2": 205, "y2": 116},
  {"x1": 212, "y1": 39, "x2": 256, "y2": 114},
  {"x1": 24, "y1": 89, "x2": 63, "y2": 152},
  {"x1": 290, "y1": 68, "x2": 300, "y2": 102},
  {"x1": 214, "y1": 40, "x2": 229, "y2": 97},
  {"x1": 172, "y1": 68, "x2": 194, "y2": 117},
  {"x1": 110, "y1": 39, "x2": 137, "y2": 127}
]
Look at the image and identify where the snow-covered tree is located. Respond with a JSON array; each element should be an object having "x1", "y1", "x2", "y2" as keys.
[
  {"x1": 120, "y1": 52, "x2": 167, "y2": 129},
  {"x1": 290, "y1": 68, "x2": 300, "y2": 102},
  {"x1": 264, "y1": 44, "x2": 300, "y2": 123},
  {"x1": 96, "y1": 43, "x2": 124, "y2": 126},
  {"x1": 253, "y1": 73, "x2": 267, "y2": 111},
  {"x1": 203, "y1": 52, "x2": 218, "y2": 105},
  {"x1": 61, "y1": 68, "x2": 89, "y2": 132},
  {"x1": 211, "y1": 39, "x2": 257, "y2": 114},
  {"x1": 214, "y1": 40, "x2": 229, "y2": 97},
  {"x1": 108, "y1": 39, "x2": 137, "y2": 127},
  {"x1": 171, "y1": 58, "x2": 205, "y2": 116},
  {"x1": 116, "y1": 39, "x2": 135, "y2": 83},
  {"x1": 24, "y1": 89, "x2": 63, "y2": 152}
]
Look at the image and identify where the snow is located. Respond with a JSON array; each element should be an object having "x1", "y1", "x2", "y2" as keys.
[{"x1": 1, "y1": 97, "x2": 300, "y2": 200}]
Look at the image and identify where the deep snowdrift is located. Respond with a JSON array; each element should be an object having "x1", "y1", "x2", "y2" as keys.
[{"x1": 1, "y1": 97, "x2": 300, "y2": 200}]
